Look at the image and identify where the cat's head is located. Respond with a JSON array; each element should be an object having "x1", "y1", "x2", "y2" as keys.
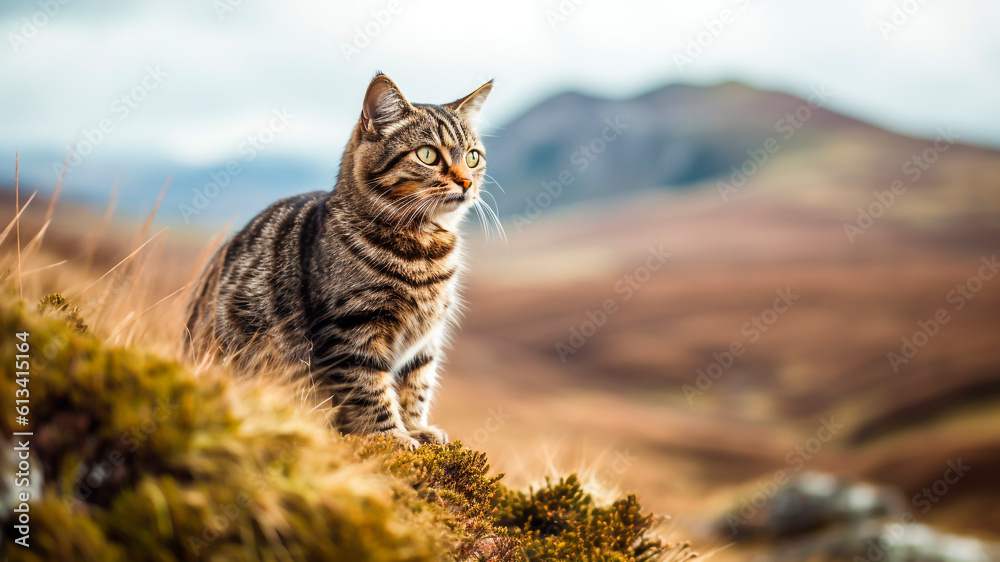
[{"x1": 348, "y1": 73, "x2": 492, "y2": 226}]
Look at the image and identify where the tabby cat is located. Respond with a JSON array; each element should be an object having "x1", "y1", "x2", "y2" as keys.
[{"x1": 185, "y1": 74, "x2": 494, "y2": 448}]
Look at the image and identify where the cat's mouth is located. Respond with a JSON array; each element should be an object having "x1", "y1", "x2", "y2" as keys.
[{"x1": 441, "y1": 194, "x2": 469, "y2": 204}]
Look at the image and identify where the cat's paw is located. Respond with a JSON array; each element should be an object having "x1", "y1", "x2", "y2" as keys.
[
  {"x1": 382, "y1": 428, "x2": 421, "y2": 450},
  {"x1": 408, "y1": 425, "x2": 448, "y2": 445}
]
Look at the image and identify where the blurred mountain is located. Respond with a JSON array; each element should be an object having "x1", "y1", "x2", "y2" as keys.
[{"x1": 482, "y1": 82, "x2": 967, "y2": 218}]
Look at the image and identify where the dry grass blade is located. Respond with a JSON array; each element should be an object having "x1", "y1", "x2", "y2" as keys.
[
  {"x1": 0, "y1": 191, "x2": 36, "y2": 251},
  {"x1": 130, "y1": 176, "x2": 170, "y2": 251},
  {"x1": 98, "y1": 237, "x2": 160, "y2": 336},
  {"x1": 82, "y1": 182, "x2": 119, "y2": 271},
  {"x1": 107, "y1": 283, "x2": 190, "y2": 340},
  {"x1": 15, "y1": 154, "x2": 21, "y2": 300},
  {"x1": 70, "y1": 227, "x2": 168, "y2": 302},
  {"x1": 21, "y1": 259, "x2": 68, "y2": 277},
  {"x1": 180, "y1": 221, "x2": 231, "y2": 288},
  {"x1": 22, "y1": 219, "x2": 52, "y2": 260},
  {"x1": 44, "y1": 155, "x2": 69, "y2": 223},
  {"x1": 108, "y1": 266, "x2": 188, "y2": 345},
  {"x1": 83, "y1": 177, "x2": 173, "y2": 333},
  {"x1": 22, "y1": 155, "x2": 69, "y2": 258}
]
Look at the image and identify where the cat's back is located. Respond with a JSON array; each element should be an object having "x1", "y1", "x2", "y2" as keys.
[
  {"x1": 222, "y1": 190, "x2": 328, "y2": 276},
  {"x1": 187, "y1": 190, "x2": 329, "y2": 358}
]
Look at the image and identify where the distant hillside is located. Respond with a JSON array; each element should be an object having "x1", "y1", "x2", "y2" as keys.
[{"x1": 482, "y1": 81, "x2": 982, "y2": 218}]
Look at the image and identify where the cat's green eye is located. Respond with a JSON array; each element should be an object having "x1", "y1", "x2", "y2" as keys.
[
  {"x1": 465, "y1": 149, "x2": 481, "y2": 168},
  {"x1": 416, "y1": 146, "x2": 438, "y2": 165}
]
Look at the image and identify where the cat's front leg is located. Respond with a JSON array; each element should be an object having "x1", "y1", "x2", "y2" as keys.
[
  {"x1": 332, "y1": 363, "x2": 421, "y2": 449},
  {"x1": 395, "y1": 349, "x2": 448, "y2": 445}
]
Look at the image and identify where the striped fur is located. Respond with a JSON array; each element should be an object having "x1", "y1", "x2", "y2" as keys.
[{"x1": 185, "y1": 74, "x2": 493, "y2": 448}]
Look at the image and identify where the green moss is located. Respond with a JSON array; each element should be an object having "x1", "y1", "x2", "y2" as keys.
[
  {"x1": 37, "y1": 293, "x2": 88, "y2": 334},
  {"x1": 495, "y1": 475, "x2": 671, "y2": 562},
  {"x1": 354, "y1": 437, "x2": 690, "y2": 561},
  {"x1": 354, "y1": 436, "x2": 521, "y2": 560},
  {"x1": 0, "y1": 295, "x2": 696, "y2": 561}
]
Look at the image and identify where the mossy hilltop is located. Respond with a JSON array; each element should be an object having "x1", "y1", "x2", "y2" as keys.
[{"x1": 0, "y1": 295, "x2": 695, "y2": 561}]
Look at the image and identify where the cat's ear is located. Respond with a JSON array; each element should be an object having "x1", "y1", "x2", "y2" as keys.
[
  {"x1": 445, "y1": 80, "x2": 493, "y2": 120},
  {"x1": 361, "y1": 73, "x2": 412, "y2": 134}
]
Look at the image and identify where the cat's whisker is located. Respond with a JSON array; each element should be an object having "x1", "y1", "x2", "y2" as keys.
[
  {"x1": 473, "y1": 189, "x2": 505, "y2": 244},
  {"x1": 476, "y1": 199, "x2": 494, "y2": 243},
  {"x1": 413, "y1": 198, "x2": 437, "y2": 225},
  {"x1": 394, "y1": 195, "x2": 434, "y2": 231},
  {"x1": 472, "y1": 199, "x2": 490, "y2": 243},
  {"x1": 478, "y1": 199, "x2": 498, "y2": 244},
  {"x1": 480, "y1": 189, "x2": 502, "y2": 214},
  {"x1": 396, "y1": 201, "x2": 419, "y2": 230},
  {"x1": 424, "y1": 199, "x2": 441, "y2": 224},
  {"x1": 391, "y1": 199, "x2": 419, "y2": 231},
  {"x1": 484, "y1": 173, "x2": 506, "y2": 194},
  {"x1": 479, "y1": 197, "x2": 507, "y2": 244},
  {"x1": 363, "y1": 191, "x2": 427, "y2": 234},
  {"x1": 480, "y1": 203, "x2": 496, "y2": 244}
]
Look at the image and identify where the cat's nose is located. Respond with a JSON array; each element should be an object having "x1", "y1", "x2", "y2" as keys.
[{"x1": 451, "y1": 166, "x2": 473, "y2": 191}]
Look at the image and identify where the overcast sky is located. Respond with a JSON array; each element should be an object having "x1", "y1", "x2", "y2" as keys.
[{"x1": 2, "y1": 0, "x2": 999, "y2": 204}]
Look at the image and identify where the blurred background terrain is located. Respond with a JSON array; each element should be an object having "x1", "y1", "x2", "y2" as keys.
[{"x1": 3, "y1": 1, "x2": 999, "y2": 559}]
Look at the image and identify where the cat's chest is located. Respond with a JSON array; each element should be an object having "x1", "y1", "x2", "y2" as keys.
[
  {"x1": 396, "y1": 278, "x2": 457, "y2": 341},
  {"x1": 375, "y1": 276, "x2": 454, "y2": 362}
]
